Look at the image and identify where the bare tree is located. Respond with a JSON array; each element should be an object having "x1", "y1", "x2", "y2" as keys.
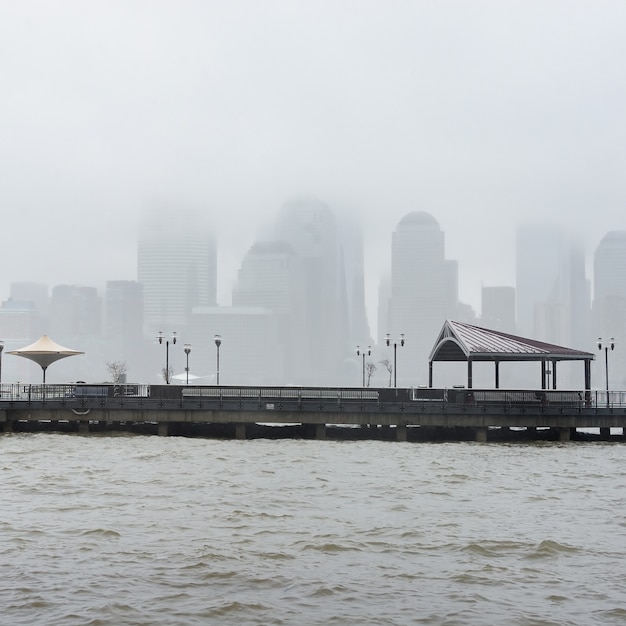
[
  {"x1": 379, "y1": 359, "x2": 393, "y2": 387},
  {"x1": 106, "y1": 361, "x2": 127, "y2": 384},
  {"x1": 161, "y1": 366, "x2": 173, "y2": 384},
  {"x1": 365, "y1": 362, "x2": 377, "y2": 387}
]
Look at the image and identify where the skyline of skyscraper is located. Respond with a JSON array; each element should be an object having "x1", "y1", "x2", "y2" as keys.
[{"x1": 0, "y1": 203, "x2": 621, "y2": 387}]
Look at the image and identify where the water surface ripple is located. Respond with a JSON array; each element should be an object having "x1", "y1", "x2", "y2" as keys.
[{"x1": 1, "y1": 434, "x2": 625, "y2": 625}]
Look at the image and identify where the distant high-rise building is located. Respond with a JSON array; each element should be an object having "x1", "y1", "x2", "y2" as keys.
[
  {"x1": 232, "y1": 241, "x2": 306, "y2": 382},
  {"x1": 10, "y1": 282, "x2": 49, "y2": 319},
  {"x1": 272, "y1": 196, "x2": 348, "y2": 384},
  {"x1": 388, "y1": 211, "x2": 458, "y2": 385},
  {"x1": 187, "y1": 306, "x2": 280, "y2": 386},
  {"x1": 593, "y1": 231, "x2": 626, "y2": 387},
  {"x1": 104, "y1": 280, "x2": 143, "y2": 341},
  {"x1": 137, "y1": 210, "x2": 217, "y2": 338},
  {"x1": 516, "y1": 222, "x2": 590, "y2": 347},
  {"x1": 49, "y1": 285, "x2": 102, "y2": 340},
  {"x1": 481, "y1": 286, "x2": 516, "y2": 333}
]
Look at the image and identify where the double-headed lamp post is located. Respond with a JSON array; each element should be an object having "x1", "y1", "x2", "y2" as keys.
[
  {"x1": 356, "y1": 345, "x2": 371, "y2": 387},
  {"x1": 157, "y1": 331, "x2": 177, "y2": 384},
  {"x1": 386, "y1": 333, "x2": 405, "y2": 388},
  {"x1": 597, "y1": 337, "x2": 615, "y2": 405},
  {"x1": 214, "y1": 334, "x2": 222, "y2": 386},
  {"x1": 184, "y1": 343, "x2": 192, "y2": 385}
]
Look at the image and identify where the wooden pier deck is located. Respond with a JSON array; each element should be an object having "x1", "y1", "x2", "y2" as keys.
[{"x1": 1, "y1": 383, "x2": 625, "y2": 442}]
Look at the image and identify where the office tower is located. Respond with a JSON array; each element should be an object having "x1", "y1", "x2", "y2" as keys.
[
  {"x1": 49, "y1": 285, "x2": 102, "y2": 340},
  {"x1": 187, "y1": 306, "x2": 279, "y2": 386},
  {"x1": 10, "y1": 282, "x2": 49, "y2": 319},
  {"x1": 102, "y1": 280, "x2": 146, "y2": 379},
  {"x1": 377, "y1": 274, "x2": 391, "y2": 346},
  {"x1": 481, "y1": 286, "x2": 516, "y2": 333},
  {"x1": 137, "y1": 210, "x2": 217, "y2": 338},
  {"x1": 232, "y1": 241, "x2": 306, "y2": 382},
  {"x1": 104, "y1": 281, "x2": 143, "y2": 341},
  {"x1": 336, "y1": 212, "x2": 371, "y2": 348},
  {"x1": 388, "y1": 211, "x2": 458, "y2": 385},
  {"x1": 516, "y1": 222, "x2": 591, "y2": 347},
  {"x1": 593, "y1": 231, "x2": 626, "y2": 387},
  {"x1": 272, "y1": 196, "x2": 348, "y2": 384}
]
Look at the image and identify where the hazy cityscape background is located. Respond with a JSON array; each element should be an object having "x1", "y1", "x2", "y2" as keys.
[{"x1": 1, "y1": 2, "x2": 625, "y2": 388}]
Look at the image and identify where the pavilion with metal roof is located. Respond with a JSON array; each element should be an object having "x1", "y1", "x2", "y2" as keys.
[{"x1": 428, "y1": 320, "x2": 595, "y2": 390}]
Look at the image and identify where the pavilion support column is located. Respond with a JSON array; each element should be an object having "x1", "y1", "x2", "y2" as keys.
[
  {"x1": 467, "y1": 357, "x2": 473, "y2": 389},
  {"x1": 494, "y1": 360, "x2": 500, "y2": 389},
  {"x1": 552, "y1": 360, "x2": 557, "y2": 389},
  {"x1": 584, "y1": 360, "x2": 591, "y2": 405},
  {"x1": 541, "y1": 361, "x2": 546, "y2": 390},
  {"x1": 429, "y1": 361, "x2": 433, "y2": 388}
]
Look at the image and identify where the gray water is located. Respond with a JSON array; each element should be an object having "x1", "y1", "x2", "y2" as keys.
[{"x1": 1, "y1": 434, "x2": 625, "y2": 626}]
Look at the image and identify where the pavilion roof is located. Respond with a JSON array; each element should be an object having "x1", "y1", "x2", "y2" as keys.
[{"x1": 429, "y1": 321, "x2": 595, "y2": 363}]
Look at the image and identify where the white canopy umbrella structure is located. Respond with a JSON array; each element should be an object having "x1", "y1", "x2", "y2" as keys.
[
  {"x1": 8, "y1": 335, "x2": 84, "y2": 383},
  {"x1": 171, "y1": 372, "x2": 213, "y2": 385}
]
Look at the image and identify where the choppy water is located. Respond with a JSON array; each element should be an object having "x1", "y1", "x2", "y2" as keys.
[{"x1": 1, "y1": 434, "x2": 626, "y2": 625}]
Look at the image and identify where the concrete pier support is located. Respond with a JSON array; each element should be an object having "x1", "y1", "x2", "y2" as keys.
[
  {"x1": 2, "y1": 420, "x2": 12, "y2": 433},
  {"x1": 79, "y1": 421, "x2": 90, "y2": 434},
  {"x1": 315, "y1": 423, "x2": 326, "y2": 440},
  {"x1": 475, "y1": 427, "x2": 488, "y2": 443},
  {"x1": 158, "y1": 423, "x2": 169, "y2": 437},
  {"x1": 396, "y1": 425, "x2": 407, "y2": 442},
  {"x1": 600, "y1": 427, "x2": 610, "y2": 440},
  {"x1": 558, "y1": 427, "x2": 571, "y2": 442},
  {"x1": 235, "y1": 423, "x2": 246, "y2": 440}
]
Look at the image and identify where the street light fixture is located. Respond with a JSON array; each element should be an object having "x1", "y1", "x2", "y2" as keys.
[
  {"x1": 386, "y1": 333, "x2": 405, "y2": 388},
  {"x1": 597, "y1": 337, "x2": 615, "y2": 406},
  {"x1": 214, "y1": 334, "x2": 222, "y2": 385},
  {"x1": 356, "y1": 345, "x2": 371, "y2": 387},
  {"x1": 156, "y1": 331, "x2": 177, "y2": 384},
  {"x1": 184, "y1": 343, "x2": 192, "y2": 385}
]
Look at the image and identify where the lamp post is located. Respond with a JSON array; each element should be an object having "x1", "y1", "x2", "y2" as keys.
[
  {"x1": 386, "y1": 333, "x2": 405, "y2": 388},
  {"x1": 214, "y1": 334, "x2": 221, "y2": 385},
  {"x1": 597, "y1": 337, "x2": 615, "y2": 406},
  {"x1": 0, "y1": 341, "x2": 4, "y2": 386},
  {"x1": 356, "y1": 345, "x2": 371, "y2": 387},
  {"x1": 184, "y1": 343, "x2": 191, "y2": 385},
  {"x1": 157, "y1": 331, "x2": 177, "y2": 384}
]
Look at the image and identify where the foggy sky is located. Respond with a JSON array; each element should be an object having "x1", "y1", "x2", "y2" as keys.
[{"x1": 1, "y1": 0, "x2": 625, "y2": 330}]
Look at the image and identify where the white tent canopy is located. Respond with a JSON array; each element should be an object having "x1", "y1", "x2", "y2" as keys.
[{"x1": 8, "y1": 335, "x2": 84, "y2": 382}]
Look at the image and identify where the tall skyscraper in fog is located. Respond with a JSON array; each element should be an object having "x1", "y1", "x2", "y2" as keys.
[
  {"x1": 593, "y1": 231, "x2": 626, "y2": 387},
  {"x1": 389, "y1": 211, "x2": 458, "y2": 385},
  {"x1": 272, "y1": 196, "x2": 349, "y2": 384},
  {"x1": 137, "y1": 210, "x2": 217, "y2": 337},
  {"x1": 481, "y1": 286, "x2": 516, "y2": 333},
  {"x1": 515, "y1": 223, "x2": 590, "y2": 349},
  {"x1": 232, "y1": 241, "x2": 306, "y2": 382}
]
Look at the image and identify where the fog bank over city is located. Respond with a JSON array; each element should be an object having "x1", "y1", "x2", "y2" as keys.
[{"x1": 2, "y1": 2, "x2": 625, "y2": 313}]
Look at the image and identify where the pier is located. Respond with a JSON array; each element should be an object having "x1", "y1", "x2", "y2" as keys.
[{"x1": 1, "y1": 383, "x2": 626, "y2": 442}]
